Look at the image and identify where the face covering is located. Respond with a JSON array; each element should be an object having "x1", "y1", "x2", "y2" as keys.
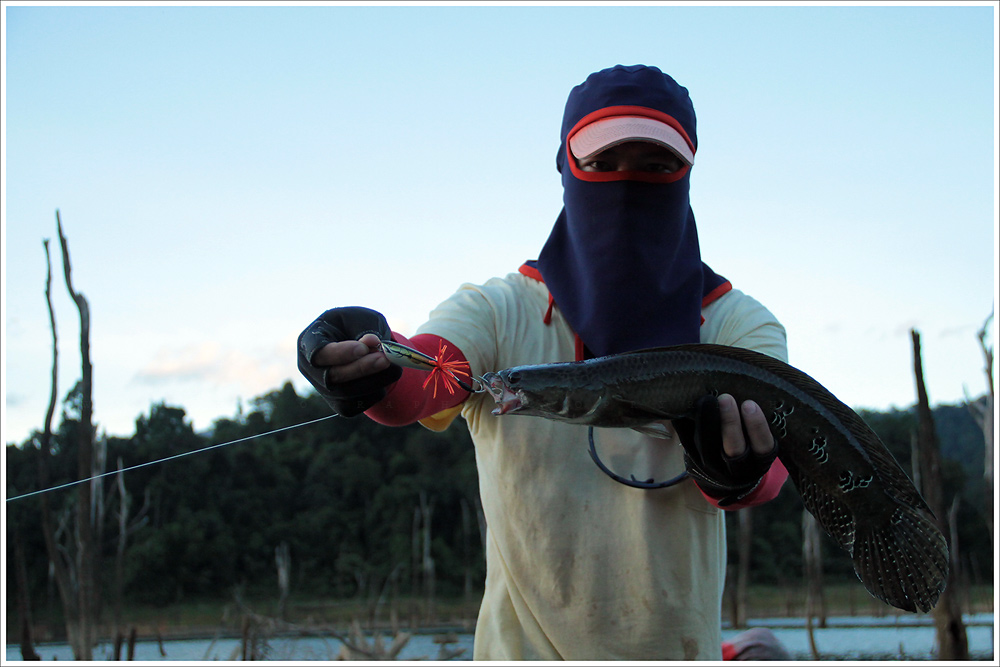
[{"x1": 532, "y1": 64, "x2": 728, "y2": 358}]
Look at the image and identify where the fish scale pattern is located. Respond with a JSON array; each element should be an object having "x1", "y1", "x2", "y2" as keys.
[
  {"x1": 484, "y1": 343, "x2": 951, "y2": 613},
  {"x1": 788, "y1": 464, "x2": 857, "y2": 552}
]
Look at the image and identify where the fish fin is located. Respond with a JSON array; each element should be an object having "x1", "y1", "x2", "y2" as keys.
[
  {"x1": 787, "y1": 464, "x2": 857, "y2": 553},
  {"x1": 610, "y1": 393, "x2": 686, "y2": 422},
  {"x1": 862, "y1": 437, "x2": 933, "y2": 513},
  {"x1": 787, "y1": 461, "x2": 948, "y2": 613},
  {"x1": 853, "y1": 505, "x2": 949, "y2": 613},
  {"x1": 631, "y1": 423, "x2": 673, "y2": 439}
]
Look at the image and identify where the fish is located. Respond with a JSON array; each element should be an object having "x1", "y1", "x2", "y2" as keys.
[{"x1": 479, "y1": 343, "x2": 949, "y2": 614}]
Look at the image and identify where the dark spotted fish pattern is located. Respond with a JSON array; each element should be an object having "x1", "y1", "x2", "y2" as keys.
[{"x1": 481, "y1": 343, "x2": 949, "y2": 613}]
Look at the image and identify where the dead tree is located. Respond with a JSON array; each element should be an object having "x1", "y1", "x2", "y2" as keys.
[
  {"x1": 418, "y1": 491, "x2": 436, "y2": 623},
  {"x1": 275, "y1": 541, "x2": 291, "y2": 621},
  {"x1": 14, "y1": 531, "x2": 42, "y2": 660},
  {"x1": 460, "y1": 498, "x2": 474, "y2": 608},
  {"x1": 732, "y1": 508, "x2": 752, "y2": 628},
  {"x1": 802, "y1": 510, "x2": 827, "y2": 624},
  {"x1": 966, "y1": 313, "x2": 994, "y2": 545},
  {"x1": 33, "y1": 213, "x2": 103, "y2": 660},
  {"x1": 801, "y1": 508, "x2": 826, "y2": 658},
  {"x1": 59, "y1": 211, "x2": 102, "y2": 659},
  {"x1": 911, "y1": 328, "x2": 968, "y2": 660},
  {"x1": 112, "y1": 458, "x2": 150, "y2": 645},
  {"x1": 36, "y1": 237, "x2": 84, "y2": 658}
]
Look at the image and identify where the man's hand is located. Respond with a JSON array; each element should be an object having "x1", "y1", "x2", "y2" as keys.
[
  {"x1": 717, "y1": 393, "x2": 775, "y2": 458},
  {"x1": 311, "y1": 333, "x2": 391, "y2": 384},
  {"x1": 297, "y1": 307, "x2": 402, "y2": 417},
  {"x1": 672, "y1": 393, "x2": 778, "y2": 506}
]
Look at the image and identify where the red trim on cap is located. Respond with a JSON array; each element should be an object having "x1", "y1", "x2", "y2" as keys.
[
  {"x1": 566, "y1": 105, "x2": 694, "y2": 184},
  {"x1": 570, "y1": 105, "x2": 695, "y2": 151},
  {"x1": 721, "y1": 641, "x2": 738, "y2": 660}
]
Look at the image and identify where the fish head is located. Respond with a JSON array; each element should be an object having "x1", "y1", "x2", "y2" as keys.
[
  {"x1": 481, "y1": 372, "x2": 525, "y2": 415},
  {"x1": 480, "y1": 365, "x2": 603, "y2": 421}
]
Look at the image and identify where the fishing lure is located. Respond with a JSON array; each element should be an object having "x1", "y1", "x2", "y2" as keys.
[{"x1": 380, "y1": 338, "x2": 477, "y2": 398}]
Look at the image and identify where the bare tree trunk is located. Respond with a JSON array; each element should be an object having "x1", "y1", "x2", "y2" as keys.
[
  {"x1": 473, "y1": 494, "x2": 487, "y2": 554},
  {"x1": 801, "y1": 507, "x2": 826, "y2": 657},
  {"x1": 57, "y1": 211, "x2": 100, "y2": 660},
  {"x1": 411, "y1": 505, "x2": 420, "y2": 627},
  {"x1": 91, "y1": 435, "x2": 108, "y2": 626},
  {"x1": 112, "y1": 459, "x2": 149, "y2": 644},
  {"x1": 419, "y1": 492, "x2": 436, "y2": 623},
  {"x1": 948, "y1": 496, "x2": 965, "y2": 610},
  {"x1": 734, "y1": 508, "x2": 752, "y2": 628},
  {"x1": 910, "y1": 431, "x2": 922, "y2": 494},
  {"x1": 14, "y1": 532, "x2": 42, "y2": 660},
  {"x1": 802, "y1": 510, "x2": 827, "y2": 627},
  {"x1": 114, "y1": 462, "x2": 129, "y2": 639},
  {"x1": 36, "y1": 237, "x2": 83, "y2": 656},
  {"x1": 460, "y1": 498, "x2": 473, "y2": 607},
  {"x1": 275, "y1": 542, "x2": 291, "y2": 621},
  {"x1": 968, "y1": 314, "x2": 994, "y2": 545},
  {"x1": 911, "y1": 328, "x2": 968, "y2": 660}
]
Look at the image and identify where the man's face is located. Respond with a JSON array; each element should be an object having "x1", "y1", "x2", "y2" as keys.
[{"x1": 576, "y1": 141, "x2": 685, "y2": 174}]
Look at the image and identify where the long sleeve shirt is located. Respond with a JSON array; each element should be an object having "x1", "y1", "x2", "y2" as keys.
[{"x1": 367, "y1": 269, "x2": 788, "y2": 660}]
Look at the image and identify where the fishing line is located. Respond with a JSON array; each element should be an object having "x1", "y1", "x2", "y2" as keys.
[{"x1": 5, "y1": 414, "x2": 340, "y2": 503}]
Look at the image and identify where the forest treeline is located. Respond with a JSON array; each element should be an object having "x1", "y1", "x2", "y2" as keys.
[{"x1": 5, "y1": 380, "x2": 994, "y2": 616}]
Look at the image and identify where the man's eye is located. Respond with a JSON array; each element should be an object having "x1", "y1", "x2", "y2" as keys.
[
  {"x1": 647, "y1": 159, "x2": 682, "y2": 173},
  {"x1": 585, "y1": 160, "x2": 612, "y2": 171}
]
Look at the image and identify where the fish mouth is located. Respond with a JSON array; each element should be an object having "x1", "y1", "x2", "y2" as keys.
[{"x1": 480, "y1": 372, "x2": 523, "y2": 415}]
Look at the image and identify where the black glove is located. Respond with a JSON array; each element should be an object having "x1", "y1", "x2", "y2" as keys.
[
  {"x1": 297, "y1": 307, "x2": 402, "y2": 417},
  {"x1": 673, "y1": 394, "x2": 778, "y2": 506}
]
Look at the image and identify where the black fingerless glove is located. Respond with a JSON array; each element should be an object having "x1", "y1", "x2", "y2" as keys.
[
  {"x1": 297, "y1": 306, "x2": 402, "y2": 417},
  {"x1": 673, "y1": 394, "x2": 778, "y2": 507}
]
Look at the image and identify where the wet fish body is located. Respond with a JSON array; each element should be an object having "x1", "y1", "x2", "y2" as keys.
[{"x1": 480, "y1": 343, "x2": 949, "y2": 614}]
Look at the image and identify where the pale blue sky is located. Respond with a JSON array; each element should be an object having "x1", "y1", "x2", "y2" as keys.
[{"x1": 3, "y1": 2, "x2": 997, "y2": 445}]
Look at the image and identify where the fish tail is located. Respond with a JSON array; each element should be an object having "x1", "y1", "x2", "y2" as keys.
[{"x1": 853, "y1": 506, "x2": 949, "y2": 613}]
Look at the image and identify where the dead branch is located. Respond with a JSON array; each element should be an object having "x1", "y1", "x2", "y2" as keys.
[
  {"x1": 911, "y1": 328, "x2": 968, "y2": 660},
  {"x1": 55, "y1": 210, "x2": 100, "y2": 659},
  {"x1": 37, "y1": 237, "x2": 75, "y2": 625}
]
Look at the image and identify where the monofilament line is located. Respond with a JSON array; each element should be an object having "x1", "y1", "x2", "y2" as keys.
[{"x1": 6, "y1": 414, "x2": 340, "y2": 503}]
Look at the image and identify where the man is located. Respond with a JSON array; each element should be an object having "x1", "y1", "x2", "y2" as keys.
[{"x1": 298, "y1": 64, "x2": 787, "y2": 660}]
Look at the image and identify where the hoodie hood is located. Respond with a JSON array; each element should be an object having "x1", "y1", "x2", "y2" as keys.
[{"x1": 533, "y1": 64, "x2": 727, "y2": 358}]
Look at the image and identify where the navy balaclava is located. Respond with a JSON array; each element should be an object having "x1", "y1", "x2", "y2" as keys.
[{"x1": 532, "y1": 64, "x2": 727, "y2": 358}]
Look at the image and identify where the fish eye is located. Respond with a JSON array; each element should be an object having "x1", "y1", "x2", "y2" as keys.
[{"x1": 506, "y1": 371, "x2": 521, "y2": 385}]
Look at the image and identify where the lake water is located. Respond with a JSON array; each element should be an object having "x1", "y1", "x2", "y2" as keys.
[{"x1": 7, "y1": 613, "x2": 995, "y2": 661}]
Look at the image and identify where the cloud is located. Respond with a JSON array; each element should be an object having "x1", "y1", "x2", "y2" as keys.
[
  {"x1": 132, "y1": 339, "x2": 297, "y2": 395},
  {"x1": 937, "y1": 323, "x2": 978, "y2": 339},
  {"x1": 132, "y1": 342, "x2": 226, "y2": 384},
  {"x1": 5, "y1": 392, "x2": 26, "y2": 409},
  {"x1": 892, "y1": 320, "x2": 922, "y2": 338}
]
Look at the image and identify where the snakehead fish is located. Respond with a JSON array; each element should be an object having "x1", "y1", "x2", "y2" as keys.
[{"x1": 479, "y1": 343, "x2": 949, "y2": 614}]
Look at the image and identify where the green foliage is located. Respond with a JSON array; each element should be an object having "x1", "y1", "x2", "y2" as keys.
[
  {"x1": 5, "y1": 382, "x2": 992, "y2": 620},
  {"x1": 7, "y1": 382, "x2": 485, "y2": 611}
]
